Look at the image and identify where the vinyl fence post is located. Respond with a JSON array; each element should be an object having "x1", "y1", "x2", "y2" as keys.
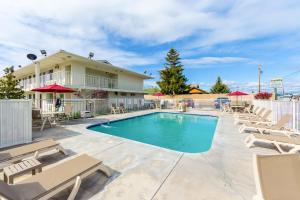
[{"x1": 293, "y1": 100, "x2": 296, "y2": 130}]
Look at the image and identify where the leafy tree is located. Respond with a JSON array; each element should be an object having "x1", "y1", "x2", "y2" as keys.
[
  {"x1": 0, "y1": 66, "x2": 25, "y2": 99},
  {"x1": 157, "y1": 48, "x2": 188, "y2": 95},
  {"x1": 210, "y1": 76, "x2": 230, "y2": 94},
  {"x1": 144, "y1": 87, "x2": 160, "y2": 94}
]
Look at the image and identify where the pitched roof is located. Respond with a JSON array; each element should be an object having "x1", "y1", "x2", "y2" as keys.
[
  {"x1": 14, "y1": 50, "x2": 151, "y2": 79},
  {"x1": 189, "y1": 87, "x2": 208, "y2": 94}
]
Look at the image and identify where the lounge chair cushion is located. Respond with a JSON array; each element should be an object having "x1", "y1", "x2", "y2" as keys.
[
  {"x1": 10, "y1": 154, "x2": 102, "y2": 200},
  {"x1": 0, "y1": 180, "x2": 21, "y2": 200},
  {"x1": 0, "y1": 139, "x2": 58, "y2": 162},
  {"x1": 256, "y1": 154, "x2": 300, "y2": 199},
  {"x1": 253, "y1": 133, "x2": 300, "y2": 145}
]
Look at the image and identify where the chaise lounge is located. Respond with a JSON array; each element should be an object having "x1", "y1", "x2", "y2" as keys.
[
  {"x1": 245, "y1": 133, "x2": 300, "y2": 153},
  {"x1": 252, "y1": 153, "x2": 300, "y2": 200},
  {"x1": 234, "y1": 109, "x2": 271, "y2": 125},
  {"x1": 239, "y1": 114, "x2": 292, "y2": 135},
  {"x1": 0, "y1": 139, "x2": 67, "y2": 169},
  {"x1": 0, "y1": 154, "x2": 112, "y2": 200},
  {"x1": 235, "y1": 107, "x2": 265, "y2": 120}
]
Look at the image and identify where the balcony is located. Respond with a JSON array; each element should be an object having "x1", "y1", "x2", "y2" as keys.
[
  {"x1": 19, "y1": 71, "x2": 143, "y2": 91},
  {"x1": 85, "y1": 74, "x2": 118, "y2": 89},
  {"x1": 19, "y1": 78, "x2": 35, "y2": 91},
  {"x1": 19, "y1": 71, "x2": 71, "y2": 91},
  {"x1": 19, "y1": 71, "x2": 118, "y2": 91},
  {"x1": 40, "y1": 71, "x2": 71, "y2": 86}
]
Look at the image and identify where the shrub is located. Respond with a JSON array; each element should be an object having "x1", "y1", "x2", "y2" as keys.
[
  {"x1": 72, "y1": 111, "x2": 81, "y2": 119},
  {"x1": 255, "y1": 92, "x2": 272, "y2": 99}
]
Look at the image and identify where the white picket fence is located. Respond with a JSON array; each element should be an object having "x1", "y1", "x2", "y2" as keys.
[
  {"x1": 253, "y1": 100, "x2": 300, "y2": 131},
  {"x1": 0, "y1": 100, "x2": 32, "y2": 148}
]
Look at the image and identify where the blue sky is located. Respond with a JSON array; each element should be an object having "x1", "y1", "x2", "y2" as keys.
[{"x1": 1, "y1": 0, "x2": 300, "y2": 92}]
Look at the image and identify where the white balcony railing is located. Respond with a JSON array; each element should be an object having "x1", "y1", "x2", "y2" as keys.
[
  {"x1": 19, "y1": 71, "x2": 71, "y2": 91},
  {"x1": 19, "y1": 71, "x2": 119, "y2": 91},
  {"x1": 19, "y1": 78, "x2": 35, "y2": 91},
  {"x1": 85, "y1": 74, "x2": 118, "y2": 89},
  {"x1": 40, "y1": 71, "x2": 71, "y2": 86},
  {"x1": 19, "y1": 71, "x2": 143, "y2": 91}
]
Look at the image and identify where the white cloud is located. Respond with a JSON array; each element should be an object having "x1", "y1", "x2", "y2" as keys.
[
  {"x1": 223, "y1": 80, "x2": 236, "y2": 85},
  {"x1": 0, "y1": 0, "x2": 300, "y2": 75},
  {"x1": 192, "y1": 0, "x2": 300, "y2": 47},
  {"x1": 182, "y1": 57, "x2": 248, "y2": 68},
  {"x1": 0, "y1": 0, "x2": 161, "y2": 73}
]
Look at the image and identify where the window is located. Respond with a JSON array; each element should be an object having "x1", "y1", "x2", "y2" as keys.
[{"x1": 49, "y1": 70, "x2": 53, "y2": 80}]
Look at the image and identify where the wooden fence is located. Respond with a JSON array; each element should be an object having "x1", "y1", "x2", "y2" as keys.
[{"x1": 0, "y1": 100, "x2": 32, "y2": 148}]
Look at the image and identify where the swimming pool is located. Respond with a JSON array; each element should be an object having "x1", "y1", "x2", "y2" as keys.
[{"x1": 88, "y1": 112, "x2": 218, "y2": 153}]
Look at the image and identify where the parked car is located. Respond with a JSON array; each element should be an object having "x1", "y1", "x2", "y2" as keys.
[
  {"x1": 144, "y1": 100, "x2": 156, "y2": 109},
  {"x1": 183, "y1": 98, "x2": 194, "y2": 108},
  {"x1": 214, "y1": 97, "x2": 230, "y2": 109}
]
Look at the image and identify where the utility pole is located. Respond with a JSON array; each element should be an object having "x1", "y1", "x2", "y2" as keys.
[{"x1": 258, "y1": 64, "x2": 262, "y2": 93}]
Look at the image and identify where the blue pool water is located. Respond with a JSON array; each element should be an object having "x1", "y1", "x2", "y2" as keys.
[{"x1": 88, "y1": 112, "x2": 218, "y2": 153}]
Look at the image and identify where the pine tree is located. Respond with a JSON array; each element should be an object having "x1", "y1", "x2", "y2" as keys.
[
  {"x1": 210, "y1": 76, "x2": 230, "y2": 94},
  {"x1": 157, "y1": 48, "x2": 188, "y2": 95},
  {"x1": 0, "y1": 66, "x2": 25, "y2": 99}
]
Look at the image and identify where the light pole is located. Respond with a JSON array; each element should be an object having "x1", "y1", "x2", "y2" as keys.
[{"x1": 258, "y1": 64, "x2": 262, "y2": 93}]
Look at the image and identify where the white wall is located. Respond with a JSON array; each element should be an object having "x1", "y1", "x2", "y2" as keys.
[
  {"x1": 118, "y1": 73, "x2": 144, "y2": 91},
  {"x1": 0, "y1": 100, "x2": 32, "y2": 148},
  {"x1": 71, "y1": 62, "x2": 86, "y2": 87}
]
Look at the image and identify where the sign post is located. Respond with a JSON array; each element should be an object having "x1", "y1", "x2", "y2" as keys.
[{"x1": 270, "y1": 78, "x2": 284, "y2": 100}]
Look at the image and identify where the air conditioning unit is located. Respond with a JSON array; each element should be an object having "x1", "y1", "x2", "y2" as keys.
[{"x1": 81, "y1": 111, "x2": 92, "y2": 118}]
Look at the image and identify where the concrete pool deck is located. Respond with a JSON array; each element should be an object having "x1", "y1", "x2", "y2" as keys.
[{"x1": 31, "y1": 110, "x2": 278, "y2": 200}]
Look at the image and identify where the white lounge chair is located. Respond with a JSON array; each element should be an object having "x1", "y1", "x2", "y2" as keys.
[
  {"x1": 245, "y1": 133, "x2": 300, "y2": 153},
  {"x1": 235, "y1": 107, "x2": 265, "y2": 120},
  {"x1": 233, "y1": 107, "x2": 262, "y2": 120},
  {"x1": 110, "y1": 106, "x2": 120, "y2": 114},
  {"x1": 252, "y1": 154, "x2": 300, "y2": 199},
  {"x1": 234, "y1": 109, "x2": 271, "y2": 125},
  {"x1": 221, "y1": 103, "x2": 233, "y2": 113},
  {"x1": 239, "y1": 114, "x2": 293, "y2": 136},
  {"x1": 244, "y1": 104, "x2": 254, "y2": 114}
]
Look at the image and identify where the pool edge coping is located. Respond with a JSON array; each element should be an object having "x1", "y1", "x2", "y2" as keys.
[{"x1": 85, "y1": 111, "x2": 219, "y2": 154}]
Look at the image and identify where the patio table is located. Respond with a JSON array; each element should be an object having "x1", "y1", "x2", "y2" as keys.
[
  {"x1": 231, "y1": 105, "x2": 245, "y2": 112},
  {"x1": 3, "y1": 158, "x2": 42, "y2": 184},
  {"x1": 42, "y1": 111, "x2": 65, "y2": 124}
]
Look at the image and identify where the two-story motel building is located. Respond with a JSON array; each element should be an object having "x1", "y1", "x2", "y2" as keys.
[{"x1": 14, "y1": 50, "x2": 151, "y2": 112}]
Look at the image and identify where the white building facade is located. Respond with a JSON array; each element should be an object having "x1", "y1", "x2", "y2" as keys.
[{"x1": 14, "y1": 50, "x2": 151, "y2": 114}]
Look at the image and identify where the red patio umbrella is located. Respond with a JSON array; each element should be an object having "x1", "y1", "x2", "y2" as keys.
[
  {"x1": 153, "y1": 92, "x2": 165, "y2": 97},
  {"x1": 228, "y1": 91, "x2": 248, "y2": 96},
  {"x1": 32, "y1": 84, "x2": 76, "y2": 111},
  {"x1": 31, "y1": 83, "x2": 76, "y2": 93},
  {"x1": 228, "y1": 91, "x2": 248, "y2": 105},
  {"x1": 152, "y1": 92, "x2": 165, "y2": 108}
]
